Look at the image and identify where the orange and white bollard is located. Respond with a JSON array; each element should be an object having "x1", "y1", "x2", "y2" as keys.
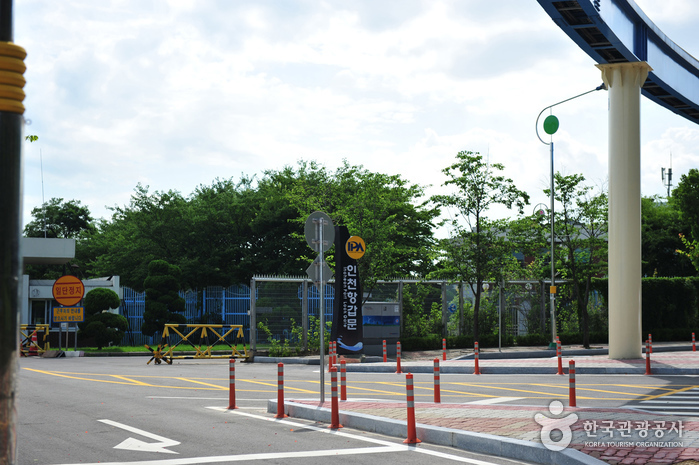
[
  {"x1": 645, "y1": 340, "x2": 652, "y2": 375},
  {"x1": 396, "y1": 341, "x2": 403, "y2": 374},
  {"x1": 29, "y1": 331, "x2": 38, "y2": 356},
  {"x1": 648, "y1": 334, "x2": 652, "y2": 354},
  {"x1": 404, "y1": 373, "x2": 421, "y2": 444},
  {"x1": 433, "y1": 358, "x2": 441, "y2": 403},
  {"x1": 568, "y1": 360, "x2": 576, "y2": 407},
  {"x1": 556, "y1": 337, "x2": 563, "y2": 375},
  {"x1": 329, "y1": 367, "x2": 343, "y2": 429},
  {"x1": 693, "y1": 332, "x2": 696, "y2": 352},
  {"x1": 333, "y1": 341, "x2": 337, "y2": 366},
  {"x1": 276, "y1": 363, "x2": 287, "y2": 418},
  {"x1": 474, "y1": 341, "x2": 481, "y2": 375},
  {"x1": 328, "y1": 341, "x2": 335, "y2": 372},
  {"x1": 383, "y1": 339, "x2": 387, "y2": 362},
  {"x1": 340, "y1": 359, "x2": 347, "y2": 401},
  {"x1": 442, "y1": 338, "x2": 447, "y2": 361},
  {"x1": 228, "y1": 358, "x2": 238, "y2": 409}
]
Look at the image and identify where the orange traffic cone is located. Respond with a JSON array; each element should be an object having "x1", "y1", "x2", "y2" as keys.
[{"x1": 29, "y1": 331, "x2": 38, "y2": 356}]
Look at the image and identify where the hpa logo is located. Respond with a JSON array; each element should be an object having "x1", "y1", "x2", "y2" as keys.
[{"x1": 346, "y1": 236, "x2": 366, "y2": 259}]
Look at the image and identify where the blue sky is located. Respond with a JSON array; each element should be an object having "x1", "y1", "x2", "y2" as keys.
[{"x1": 16, "y1": 0, "x2": 699, "y2": 229}]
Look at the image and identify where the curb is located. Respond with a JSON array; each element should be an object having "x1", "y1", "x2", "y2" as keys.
[
  {"x1": 340, "y1": 364, "x2": 699, "y2": 375},
  {"x1": 267, "y1": 400, "x2": 606, "y2": 465}
]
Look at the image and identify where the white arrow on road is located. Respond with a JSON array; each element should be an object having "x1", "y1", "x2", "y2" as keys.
[{"x1": 98, "y1": 419, "x2": 180, "y2": 454}]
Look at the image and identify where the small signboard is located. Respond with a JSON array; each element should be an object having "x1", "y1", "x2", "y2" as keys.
[
  {"x1": 52, "y1": 306, "x2": 85, "y2": 323},
  {"x1": 52, "y1": 275, "x2": 85, "y2": 306}
]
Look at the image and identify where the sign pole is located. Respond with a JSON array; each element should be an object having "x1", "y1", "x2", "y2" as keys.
[{"x1": 318, "y1": 218, "x2": 325, "y2": 404}]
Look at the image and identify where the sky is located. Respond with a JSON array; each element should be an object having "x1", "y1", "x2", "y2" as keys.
[{"x1": 15, "y1": 0, "x2": 699, "y2": 232}]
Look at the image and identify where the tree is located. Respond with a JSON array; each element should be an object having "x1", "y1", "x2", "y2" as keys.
[
  {"x1": 545, "y1": 173, "x2": 607, "y2": 348},
  {"x1": 78, "y1": 288, "x2": 127, "y2": 349},
  {"x1": 431, "y1": 151, "x2": 529, "y2": 341},
  {"x1": 673, "y1": 168, "x2": 699, "y2": 240},
  {"x1": 286, "y1": 160, "x2": 440, "y2": 298},
  {"x1": 24, "y1": 197, "x2": 95, "y2": 239},
  {"x1": 141, "y1": 260, "x2": 186, "y2": 337},
  {"x1": 641, "y1": 196, "x2": 694, "y2": 277}
]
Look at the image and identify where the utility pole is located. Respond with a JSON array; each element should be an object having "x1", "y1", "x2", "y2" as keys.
[{"x1": 0, "y1": 1, "x2": 26, "y2": 463}]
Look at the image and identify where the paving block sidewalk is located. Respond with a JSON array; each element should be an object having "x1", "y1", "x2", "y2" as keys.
[
  {"x1": 278, "y1": 349, "x2": 699, "y2": 465},
  {"x1": 286, "y1": 399, "x2": 699, "y2": 465}
]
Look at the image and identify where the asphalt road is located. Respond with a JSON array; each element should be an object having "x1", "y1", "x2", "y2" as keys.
[{"x1": 15, "y1": 356, "x2": 696, "y2": 464}]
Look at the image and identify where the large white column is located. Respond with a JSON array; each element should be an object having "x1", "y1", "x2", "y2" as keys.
[{"x1": 596, "y1": 62, "x2": 651, "y2": 359}]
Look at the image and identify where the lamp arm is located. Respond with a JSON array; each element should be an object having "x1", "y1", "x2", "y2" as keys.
[{"x1": 535, "y1": 83, "x2": 606, "y2": 145}]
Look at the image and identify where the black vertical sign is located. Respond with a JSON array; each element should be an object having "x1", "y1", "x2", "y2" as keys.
[{"x1": 332, "y1": 225, "x2": 364, "y2": 354}]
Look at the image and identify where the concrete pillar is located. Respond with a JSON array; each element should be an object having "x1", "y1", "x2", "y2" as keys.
[{"x1": 596, "y1": 62, "x2": 651, "y2": 359}]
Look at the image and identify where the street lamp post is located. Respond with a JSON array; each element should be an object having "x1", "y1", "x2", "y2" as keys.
[{"x1": 535, "y1": 83, "x2": 606, "y2": 347}]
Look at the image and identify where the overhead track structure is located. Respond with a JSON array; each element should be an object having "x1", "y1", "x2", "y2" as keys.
[{"x1": 537, "y1": 0, "x2": 699, "y2": 124}]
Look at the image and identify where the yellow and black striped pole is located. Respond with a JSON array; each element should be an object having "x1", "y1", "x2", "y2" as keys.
[{"x1": 0, "y1": 1, "x2": 26, "y2": 463}]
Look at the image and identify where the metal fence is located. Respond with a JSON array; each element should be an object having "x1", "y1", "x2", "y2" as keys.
[{"x1": 119, "y1": 277, "x2": 562, "y2": 348}]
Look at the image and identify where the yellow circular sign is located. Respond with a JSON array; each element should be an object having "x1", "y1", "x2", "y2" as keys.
[{"x1": 345, "y1": 236, "x2": 366, "y2": 259}]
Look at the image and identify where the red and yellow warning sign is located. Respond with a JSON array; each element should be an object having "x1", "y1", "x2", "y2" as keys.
[{"x1": 52, "y1": 275, "x2": 85, "y2": 306}]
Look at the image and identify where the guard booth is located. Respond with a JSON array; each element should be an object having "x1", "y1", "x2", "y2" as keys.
[{"x1": 362, "y1": 302, "x2": 400, "y2": 356}]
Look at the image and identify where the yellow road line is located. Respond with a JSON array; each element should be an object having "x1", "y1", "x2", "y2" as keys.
[
  {"x1": 176, "y1": 377, "x2": 227, "y2": 390},
  {"x1": 241, "y1": 379, "x2": 317, "y2": 394},
  {"x1": 643, "y1": 384, "x2": 699, "y2": 401}
]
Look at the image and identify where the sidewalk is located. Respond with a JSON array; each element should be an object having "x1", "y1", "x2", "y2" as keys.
[{"x1": 267, "y1": 347, "x2": 699, "y2": 465}]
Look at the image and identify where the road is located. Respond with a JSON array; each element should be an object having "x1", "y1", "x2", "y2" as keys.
[{"x1": 16, "y1": 356, "x2": 698, "y2": 464}]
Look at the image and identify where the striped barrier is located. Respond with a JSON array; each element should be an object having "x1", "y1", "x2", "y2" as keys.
[
  {"x1": 396, "y1": 341, "x2": 402, "y2": 374},
  {"x1": 328, "y1": 341, "x2": 334, "y2": 372},
  {"x1": 404, "y1": 373, "x2": 421, "y2": 444},
  {"x1": 433, "y1": 358, "x2": 441, "y2": 403},
  {"x1": 693, "y1": 332, "x2": 696, "y2": 352},
  {"x1": 645, "y1": 340, "x2": 652, "y2": 375},
  {"x1": 276, "y1": 363, "x2": 287, "y2": 418},
  {"x1": 556, "y1": 336, "x2": 563, "y2": 375},
  {"x1": 569, "y1": 360, "x2": 576, "y2": 407},
  {"x1": 340, "y1": 359, "x2": 347, "y2": 401},
  {"x1": 648, "y1": 333, "x2": 653, "y2": 354},
  {"x1": 329, "y1": 367, "x2": 342, "y2": 429},
  {"x1": 442, "y1": 338, "x2": 446, "y2": 361},
  {"x1": 382, "y1": 339, "x2": 387, "y2": 363},
  {"x1": 228, "y1": 358, "x2": 237, "y2": 409},
  {"x1": 474, "y1": 341, "x2": 481, "y2": 375}
]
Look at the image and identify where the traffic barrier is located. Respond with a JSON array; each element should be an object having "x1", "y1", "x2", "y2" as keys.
[
  {"x1": 328, "y1": 341, "x2": 334, "y2": 372},
  {"x1": 569, "y1": 360, "x2": 576, "y2": 407},
  {"x1": 396, "y1": 341, "x2": 403, "y2": 374},
  {"x1": 145, "y1": 324, "x2": 249, "y2": 365},
  {"x1": 645, "y1": 340, "x2": 651, "y2": 375},
  {"x1": 474, "y1": 341, "x2": 481, "y2": 375},
  {"x1": 228, "y1": 358, "x2": 237, "y2": 409},
  {"x1": 404, "y1": 373, "x2": 421, "y2": 444},
  {"x1": 329, "y1": 367, "x2": 342, "y2": 429},
  {"x1": 276, "y1": 363, "x2": 287, "y2": 418},
  {"x1": 433, "y1": 358, "x2": 441, "y2": 403},
  {"x1": 442, "y1": 338, "x2": 447, "y2": 361},
  {"x1": 693, "y1": 332, "x2": 696, "y2": 352},
  {"x1": 340, "y1": 359, "x2": 347, "y2": 401},
  {"x1": 333, "y1": 341, "x2": 337, "y2": 367},
  {"x1": 556, "y1": 337, "x2": 563, "y2": 375},
  {"x1": 19, "y1": 324, "x2": 50, "y2": 356},
  {"x1": 382, "y1": 339, "x2": 387, "y2": 362},
  {"x1": 648, "y1": 333, "x2": 652, "y2": 354}
]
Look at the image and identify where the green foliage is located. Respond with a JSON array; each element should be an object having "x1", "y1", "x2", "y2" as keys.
[
  {"x1": 673, "y1": 168, "x2": 699, "y2": 240},
  {"x1": 677, "y1": 233, "x2": 699, "y2": 273},
  {"x1": 257, "y1": 316, "x2": 331, "y2": 356},
  {"x1": 431, "y1": 151, "x2": 529, "y2": 341},
  {"x1": 142, "y1": 259, "x2": 187, "y2": 337},
  {"x1": 642, "y1": 196, "x2": 694, "y2": 276},
  {"x1": 78, "y1": 288, "x2": 127, "y2": 349}
]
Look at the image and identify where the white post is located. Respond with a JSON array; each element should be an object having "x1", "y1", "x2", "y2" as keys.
[{"x1": 597, "y1": 62, "x2": 651, "y2": 360}]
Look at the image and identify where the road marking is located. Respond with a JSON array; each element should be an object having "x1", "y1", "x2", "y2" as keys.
[
  {"x1": 98, "y1": 419, "x2": 180, "y2": 454},
  {"x1": 468, "y1": 397, "x2": 523, "y2": 405}
]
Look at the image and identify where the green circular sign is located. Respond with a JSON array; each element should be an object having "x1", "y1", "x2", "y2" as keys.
[{"x1": 543, "y1": 115, "x2": 559, "y2": 135}]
